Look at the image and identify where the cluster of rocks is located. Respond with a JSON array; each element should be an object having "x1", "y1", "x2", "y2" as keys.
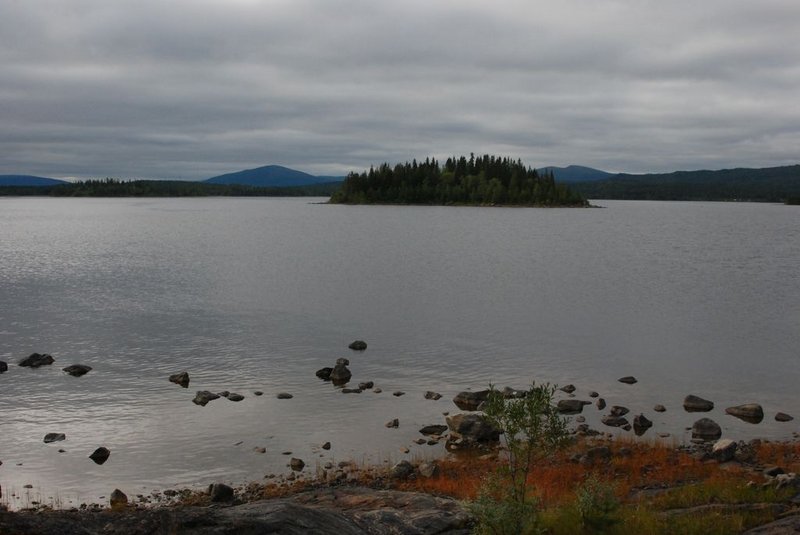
[{"x1": 551, "y1": 381, "x2": 795, "y2": 444}]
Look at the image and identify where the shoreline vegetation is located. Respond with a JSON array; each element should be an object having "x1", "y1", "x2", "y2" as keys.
[
  {"x1": 2, "y1": 435, "x2": 799, "y2": 533},
  {"x1": 330, "y1": 154, "x2": 589, "y2": 207}
]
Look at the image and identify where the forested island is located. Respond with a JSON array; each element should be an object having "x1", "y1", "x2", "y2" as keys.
[
  {"x1": 329, "y1": 154, "x2": 589, "y2": 207},
  {"x1": 0, "y1": 179, "x2": 341, "y2": 197}
]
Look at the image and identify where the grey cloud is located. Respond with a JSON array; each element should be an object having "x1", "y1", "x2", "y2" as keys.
[{"x1": 1, "y1": 0, "x2": 798, "y2": 179}]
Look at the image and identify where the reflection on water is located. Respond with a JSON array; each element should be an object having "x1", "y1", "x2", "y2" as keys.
[{"x1": 0, "y1": 198, "x2": 798, "y2": 508}]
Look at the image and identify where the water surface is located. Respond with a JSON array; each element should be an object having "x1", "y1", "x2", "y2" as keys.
[{"x1": 1, "y1": 198, "x2": 798, "y2": 508}]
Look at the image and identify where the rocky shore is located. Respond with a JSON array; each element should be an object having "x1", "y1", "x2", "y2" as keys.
[
  {"x1": 3, "y1": 346, "x2": 800, "y2": 533},
  {"x1": 0, "y1": 487, "x2": 471, "y2": 534}
]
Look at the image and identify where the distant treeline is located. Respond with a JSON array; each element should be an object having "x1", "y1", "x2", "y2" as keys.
[
  {"x1": 571, "y1": 165, "x2": 800, "y2": 202},
  {"x1": 0, "y1": 179, "x2": 341, "y2": 197},
  {"x1": 330, "y1": 154, "x2": 588, "y2": 206}
]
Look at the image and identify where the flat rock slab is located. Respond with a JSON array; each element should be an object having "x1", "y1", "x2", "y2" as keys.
[
  {"x1": 0, "y1": 487, "x2": 471, "y2": 535},
  {"x1": 744, "y1": 514, "x2": 800, "y2": 534}
]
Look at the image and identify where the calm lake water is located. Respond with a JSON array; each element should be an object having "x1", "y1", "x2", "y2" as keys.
[{"x1": 1, "y1": 197, "x2": 798, "y2": 508}]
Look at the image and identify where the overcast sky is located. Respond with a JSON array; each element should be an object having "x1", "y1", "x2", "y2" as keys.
[{"x1": 2, "y1": 0, "x2": 799, "y2": 180}]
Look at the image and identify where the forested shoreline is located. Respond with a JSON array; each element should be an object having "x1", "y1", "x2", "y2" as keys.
[
  {"x1": 0, "y1": 179, "x2": 341, "y2": 197},
  {"x1": 329, "y1": 154, "x2": 589, "y2": 207}
]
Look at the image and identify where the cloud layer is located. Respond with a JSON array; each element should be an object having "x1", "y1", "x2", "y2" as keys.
[{"x1": 2, "y1": 0, "x2": 799, "y2": 179}]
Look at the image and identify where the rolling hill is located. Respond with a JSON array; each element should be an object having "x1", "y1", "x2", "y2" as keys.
[
  {"x1": 539, "y1": 165, "x2": 614, "y2": 182},
  {"x1": 204, "y1": 165, "x2": 343, "y2": 187},
  {"x1": 0, "y1": 175, "x2": 67, "y2": 186},
  {"x1": 570, "y1": 164, "x2": 800, "y2": 202}
]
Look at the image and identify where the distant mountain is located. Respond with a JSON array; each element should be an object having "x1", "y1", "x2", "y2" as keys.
[
  {"x1": 0, "y1": 175, "x2": 67, "y2": 186},
  {"x1": 539, "y1": 165, "x2": 614, "y2": 182},
  {"x1": 570, "y1": 164, "x2": 800, "y2": 202},
  {"x1": 204, "y1": 165, "x2": 344, "y2": 187}
]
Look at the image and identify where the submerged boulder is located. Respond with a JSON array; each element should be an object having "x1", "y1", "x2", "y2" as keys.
[
  {"x1": 227, "y1": 393, "x2": 245, "y2": 402},
  {"x1": 725, "y1": 404, "x2": 764, "y2": 424},
  {"x1": 19, "y1": 353, "x2": 55, "y2": 368},
  {"x1": 692, "y1": 418, "x2": 722, "y2": 441},
  {"x1": 419, "y1": 425, "x2": 448, "y2": 436},
  {"x1": 348, "y1": 340, "x2": 367, "y2": 351},
  {"x1": 63, "y1": 364, "x2": 92, "y2": 377},
  {"x1": 43, "y1": 433, "x2": 66, "y2": 443},
  {"x1": 618, "y1": 376, "x2": 637, "y2": 384},
  {"x1": 684, "y1": 395, "x2": 714, "y2": 412}
]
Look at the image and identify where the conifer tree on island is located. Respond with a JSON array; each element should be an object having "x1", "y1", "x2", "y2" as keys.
[{"x1": 330, "y1": 154, "x2": 588, "y2": 206}]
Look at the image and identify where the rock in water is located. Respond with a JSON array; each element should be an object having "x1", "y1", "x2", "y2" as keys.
[
  {"x1": 385, "y1": 419, "x2": 399, "y2": 428},
  {"x1": 596, "y1": 398, "x2": 606, "y2": 410},
  {"x1": 692, "y1": 418, "x2": 722, "y2": 441},
  {"x1": 168, "y1": 371, "x2": 190, "y2": 388},
  {"x1": 633, "y1": 414, "x2": 653, "y2": 436},
  {"x1": 610, "y1": 405, "x2": 629, "y2": 417},
  {"x1": 358, "y1": 381, "x2": 374, "y2": 390},
  {"x1": 227, "y1": 393, "x2": 245, "y2": 402},
  {"x1": 277, "y1": 392, "x2": 293, "y2": 399},
  {"x1": 315, "y1": 367, "x2": 333, "y2": 380},
  {"x1": 445, "y1": 414, "x2": 501, "y2": 446},
  {"x1": 63, "y1": 364, "x2": 92, "y2": 377},
  {"x1": 89, "y1": 447, "x2": 110, "y2": 465},
  {"x1": 775, "y1": 412, "x2": 794, "y2": 422},
  {"x1": 19, "y1": 353, "x2": 55, "y2": 368},
  {"x1": 684, "y1": 394, "x2": 714, "y2": 412},
  {"x1": 0, "y1": 361, "x2": 8, "y2": 373},
  {"x1": 330, "y1": 363, "x2": 352, "y2": 385},
  {"x1": 43, "y1": 433, "x2": 66, "y2": 443},
  {"x1": 654, "y1": 404, "x2": 666, "y2": 412},
  {"x1": 452, "y1": 390, "x2": 491, "y2": 411},
  {"x1": 559, "y1": 384, "x2": 576, "y2": 394},
  {"x1": 192, "y1": 391, "x2": 220, "y2": 406},
  {"x1": 557, "y1": 399, "x2": 591, "y2": 414},
  {"x1": 290, "y1": 458, "x2": 305, "y2": 471},
  {"x1": 109, "y1": 489, "x2": 128, "y2": 508},
  {"x1": 725, "y1": 404, "x2": 764, "y2": 424},
  {"x1": 601, "y1": 416, "x2": 629, "y2": 428},
  {"x1": 209, "y1": 483, "x2": 234, "y2": 502},
  {"x1": 618, "y1": 376, "x2": 637, "y2": 384},
  {"x1": 419, "y1": 425, "x2": 448, "y2": 436},
  {"x1": 424, "y1": 391, "x2": 443, "y2": 400},
  {"x1": 348, "y1": 340, "x2": 367, "y2": 351}
]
